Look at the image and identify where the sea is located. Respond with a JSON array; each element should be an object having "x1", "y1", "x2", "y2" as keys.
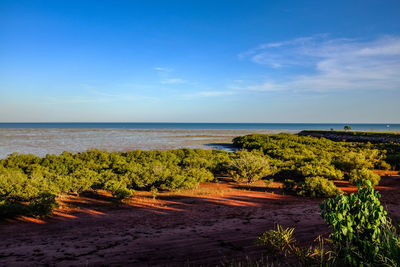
[{"x1": 0, "y1": 123, "x2": 399, "y2": 158}]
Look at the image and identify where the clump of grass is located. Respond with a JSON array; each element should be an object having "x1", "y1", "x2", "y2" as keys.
[
  {"x1": 256, "y1": 225, "x2": 296, "y2": 258},
  {"x1": 256, "y1": 225, "x2": 334, "y2": 265}
]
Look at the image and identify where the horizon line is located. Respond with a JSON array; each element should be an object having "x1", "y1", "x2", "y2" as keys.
[{"x1": 0, "y1": 122, "x2": 399, "y2": 124}]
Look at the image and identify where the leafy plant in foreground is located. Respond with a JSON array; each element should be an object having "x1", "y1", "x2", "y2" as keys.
[
  {"x1": 320, "y1": 181, "x2": 399, "y2": 265},
  {"x1": 257, "y1": 182, "x2": 400, "y2": 266}
]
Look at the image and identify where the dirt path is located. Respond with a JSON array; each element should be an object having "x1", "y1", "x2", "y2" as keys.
[{"x1": 1, "y1": 175, "x2": 399, "y2": 266}]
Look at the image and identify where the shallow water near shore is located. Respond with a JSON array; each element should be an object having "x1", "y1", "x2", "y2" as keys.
[
  {"x1": 1, "y1": 123, "x2": 399, "y2": 158},
  {"x1": 0, "y1": 129, "x2": 280, "y2": 158}
]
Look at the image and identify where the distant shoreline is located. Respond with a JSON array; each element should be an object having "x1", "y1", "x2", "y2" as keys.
[
  {"x1": 1, "y1": 126, "x2": 400, "y2": 159},
  {"x1": 0, "y1": 122, "x2": 399, "y2": 131}
]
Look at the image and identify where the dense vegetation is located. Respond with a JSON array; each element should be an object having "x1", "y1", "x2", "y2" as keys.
[
  {"x1": 0, "y1": 149, "x2": 230, "y2": 218},
  {"x1": 1, "y1": 132, "x2": 399, "y2": 219},
  {"x1": 233, "y1": 133, "x2": 399, "y2": 196}
]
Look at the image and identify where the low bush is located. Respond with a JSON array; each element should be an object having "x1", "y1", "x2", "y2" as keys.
[
  {"x1": 28, "y1": 193, "x2": 58, "y2": 217},
  {"x1": 297, "y1": 177, "x2": 341, "y2": 198},
  {"x1": 104, "y1": 180, "x2": 134, "y2": 200},
  {"x1": 298, "y1": 163, "x2": 344, "y2": 180},
  {"x1": 386, "y1": 152, "x2": 400, "y2": 170},
  {"x1": 348, "y1": 168, "x2": 381, "y2": 186},
  {"x1": 375, "y1": 160, "x2": 391, "y2": 170},
  {"x1": 333, "y1": 151, "x2": 373, "y2": 172},
  {"x1": 0, "y1": 200, "x2": 28, "y2": 219},
  {"x1": 283, "y1": 177, "x2": 341, "y2": 198},
  {"x1": 228, "y1": 150, "x2": 272, "y2": 184},
  {"x1": 0, "y1": 193, "x2": 57, "y2": 219}
]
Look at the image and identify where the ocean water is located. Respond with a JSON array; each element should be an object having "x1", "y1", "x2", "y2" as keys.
[
  {"x1": 0, "y1": 122, "x2": 399, "y2": 131},
  {"x1": 0, "y1": 123, "x2": 399, "y2": 158}
]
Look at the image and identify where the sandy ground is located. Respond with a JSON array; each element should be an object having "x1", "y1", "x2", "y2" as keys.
[{"x1": 0, "y1": 172, "x2": 399, "y2": 266}]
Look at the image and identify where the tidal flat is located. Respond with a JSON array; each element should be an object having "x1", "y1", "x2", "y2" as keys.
[{"x1": 0, "y1": 128, "x2": 286, "y2": 158}]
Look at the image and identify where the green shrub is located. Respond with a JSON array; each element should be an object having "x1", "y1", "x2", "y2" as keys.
[
  {"x1": 297, "y1": 177, "x2": 341, "y2": 198},
  {"x1": 69, "y1": 168, "x2": 98, "y2": 193},
  {"x1": 179, "y1": 167, "x2": 214, "y2": 189},
  {"x1": 130, "y1": 161, "x2": 171, "y2": 189},
  {"x1": 0, "y1": 193, "x2": 57, "y2": 219},
  {"x1": 375, "y1": 160, "x2": 391, "y2": 170},
  {"x1": 298, "y1": 163, "x2": 344, "y2": 180},
  {"x1": 179, "y1": 149, "x2": 214, "y2": 169},
  {"x1": 333, "y1": 151, "x2": 373, "y2": 172},
  {"x1": 385, "y1": 152, "x2": 400, "y2": 170},
  {"x1": 348, "y1": 168, "x2": 381, "y2": 186},
  {"x1": 0, "y1": 200, "x2": 28, "y2": 219},
  {"x1": 228, "y1": 150, "x2": 272, "y2": 184},
  {"x1": 255, "y1": 180, "x2": 400, "y2": 266},
  {"x1": 0, "y1": 167, "x2": 32, "y2": 200},
  {"x1": 283, "y1": 177, "x2": 341, "y2": 198},
  {"x1": 28, "y1": 193, "x2": 58, "y2": 217},
  {"x1": 104, "y1": 180, "x2": 134, "y2": 200},
  {"x1": 320, "y1": 181, "x2": 400, "y2": 265}
]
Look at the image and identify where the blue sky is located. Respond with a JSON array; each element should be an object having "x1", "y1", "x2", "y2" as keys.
[{"x1": 1, "y1": 0, "x2": 400, "y2": 122}]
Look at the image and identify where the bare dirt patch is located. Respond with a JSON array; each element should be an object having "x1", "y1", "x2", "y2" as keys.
[{"x1": 1, "y1": 174, "x2": 399, "y2": 266}]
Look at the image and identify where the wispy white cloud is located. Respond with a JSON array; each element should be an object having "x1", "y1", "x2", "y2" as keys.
[
  {"x1": 183, "y1": 90, "x2": 236, "y2": 99},
  {"x1": 41, "y1": 85, "x2": 161, "y2": 105},
  {"x1": 154, "y1": 66, "x2": 187, "y2": 85},
  {"x1": 238, "y1": 35, "x2": 400, "y2": 92},
  {"x1": 41, "y1": 96, "x2": 111, "y2": 104},
  {"x1": 160, "y1": 78, "x2": 187, "y2": 84},
  {"x1": 154, "y1": 66, "x2": 173, "y2": 72},
  {"x1": 197, "y1": 91, "x2": 235, "y2": 97}
]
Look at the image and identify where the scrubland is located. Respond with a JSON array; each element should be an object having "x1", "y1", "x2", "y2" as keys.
[{"x1": 1, "y1": 133, "x2": 400, "y2": 265}]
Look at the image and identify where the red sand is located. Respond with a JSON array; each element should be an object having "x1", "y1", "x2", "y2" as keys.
[{"x1": 1, "y1": 174, "x2": 399, "y2": 266}]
